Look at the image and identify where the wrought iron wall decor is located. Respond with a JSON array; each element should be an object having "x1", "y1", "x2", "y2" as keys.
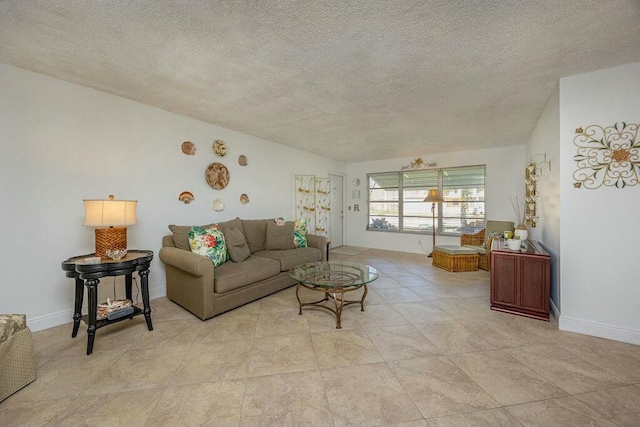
[{"x1": 573, "y1": 122, "x2": 639, "y2": 189}]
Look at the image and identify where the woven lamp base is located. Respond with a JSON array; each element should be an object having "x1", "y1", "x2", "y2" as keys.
[{"x1": 95, "y1": 227, "x2": 127, "y2": 259}]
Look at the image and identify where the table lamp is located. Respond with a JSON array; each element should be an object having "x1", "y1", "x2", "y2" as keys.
[
  {"x1": 424, "y1": 188, "x2": 444, "y2": 257},
  {"x1": 83, "y1": 195, "x2": 137, "y2": 259}
]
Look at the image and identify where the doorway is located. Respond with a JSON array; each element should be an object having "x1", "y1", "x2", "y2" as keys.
[{"x1": 329, "y1": 174, "x2": 344, "y2": 249}]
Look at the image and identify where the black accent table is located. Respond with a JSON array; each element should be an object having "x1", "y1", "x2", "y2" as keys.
[{"x1": 61, "y1": 250, "x2": 154, "y2": 355}]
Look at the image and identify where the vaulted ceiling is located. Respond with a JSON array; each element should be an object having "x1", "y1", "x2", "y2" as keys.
[{"x1": 2, "y1": 1, "x2": 640, "y2": 162}]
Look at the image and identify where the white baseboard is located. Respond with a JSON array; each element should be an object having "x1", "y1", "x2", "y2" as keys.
[
  {"x1": 27, "y1": 286, "x2": 167, "y2": 333},
  {"x1": 559, "y1": 315, "x2": 640, "y2": 346}
]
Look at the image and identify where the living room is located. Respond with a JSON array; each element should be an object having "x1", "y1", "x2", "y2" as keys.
[{"x1": 1, "y1": 1, "x2": 640, "y2": 425}]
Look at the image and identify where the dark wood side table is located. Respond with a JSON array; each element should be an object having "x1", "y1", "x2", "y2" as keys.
[{"x1": 61, "y1": 250, "x2": 154, "y2": 355}]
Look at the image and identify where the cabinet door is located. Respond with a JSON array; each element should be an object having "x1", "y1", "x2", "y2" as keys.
[
  {"x1": 491, "y1": 253, "x2": 518, "y2": 306},
  {"x1": 519, "y1": 257, "x2": 549, "y2": 313}
]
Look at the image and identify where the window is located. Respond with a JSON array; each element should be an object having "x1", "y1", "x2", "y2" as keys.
[{"x1": 367, "y1": 165, "x2": 485, "y2": 234}]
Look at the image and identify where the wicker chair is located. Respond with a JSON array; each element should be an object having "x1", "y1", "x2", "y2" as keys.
[
  {"x1": 460, "y1": 220, "x2": 514, "y2": 271},
  {"x1": 0, "y1": 314, "x2": 37, "y2": 402}
]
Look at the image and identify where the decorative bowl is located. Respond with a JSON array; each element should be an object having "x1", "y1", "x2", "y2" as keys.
[
  {"x1": 506, "y1": 239, "x2": 521, "y2": 251},
  {"x1": 106, "y1": 249, "x2": 127, "y2": 260}
]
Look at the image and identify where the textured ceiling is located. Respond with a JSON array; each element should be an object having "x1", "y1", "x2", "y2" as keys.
[{"x1": 1, "y1": 1, "x2": 640, "y2": 162}]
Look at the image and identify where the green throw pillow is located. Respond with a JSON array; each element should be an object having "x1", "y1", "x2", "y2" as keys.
[
  {"x1": 188, "y1": 225, "x2": 228, "y2": 266},
  {"x1": 294, "y1": 218, "x2": 308, "y2": 248}
]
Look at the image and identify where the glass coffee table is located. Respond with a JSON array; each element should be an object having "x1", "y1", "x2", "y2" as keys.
[{"x1": 289, "y1": 261, "x2": 379, "y2": 329}]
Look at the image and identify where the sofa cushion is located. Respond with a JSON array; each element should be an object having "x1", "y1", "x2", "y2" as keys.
[
  {"x1": 189, "y1": 225, "x2": 228, "y2": 267},
  {"x1": 224, "y1": 226, "x2": 251, "y2": 263},
  {"x1": 433, "y1": 245, "x2": 479, "y2": 255},
  {"x1": 462, "y1": 245, "x2": 487, "y2": 255},
  {"x1": 253, "y1": 247, "x2": 322, "y2": 271},
  {"x1": 241, "y1": 219, "x2": 268, "y2": 253},
  {"x1": 214, "y1": 255, "x2": 281, "y2": 293},
  {"x1": 217, "y1": 217, "x2": 245, "y2": 236},
  {"x1": 169, "y1": 223, "x2": 215, "y2": 250},
  {"x1": 265, "y1": 220, "x2": 295, "y2": 250}
]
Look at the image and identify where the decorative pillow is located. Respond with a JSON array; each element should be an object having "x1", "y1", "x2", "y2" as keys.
[
  {"x1": 293, "y1": 218, "x2": 308, "y2": 248},
  {"x1": 169, "y1": 223, "x2": 215, "y2": 250},
  {"x1": 265, "y1": 220, "x2": 295, "y2": 250},
  {"x1": 224, "y1": 226, "x2": 251, "y2": 263},
  {"x1": 188, "y1": 225, "x2": 228, "y2": 266}
]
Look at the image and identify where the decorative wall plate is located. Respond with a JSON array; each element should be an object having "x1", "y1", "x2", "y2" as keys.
[
  {"x1": 205, "y1": 162, "x2": 230, "y2": 189},
  {"x1": 213, "y1": 139, "x2": 227, "y2": 157},
  {"x1": 238, "y1": 155, "x2": 248, "y2": 166},
  {"x1": 181, "y1": 141, "x2": 196, "y2": 155},
  {"x1": 178, "y1": 191, "x2": 195, "y2": 204},
  {"x1": 212, "y1": 198, "x2": 225, "y2": 212},
  {"x1": 240, "y1": 193, "x2": 249, "y2": 204}
]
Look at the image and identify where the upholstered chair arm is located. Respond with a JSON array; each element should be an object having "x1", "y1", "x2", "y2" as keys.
[{"x1": 460, "y1": 229, "x2": 485, "y2": 246}]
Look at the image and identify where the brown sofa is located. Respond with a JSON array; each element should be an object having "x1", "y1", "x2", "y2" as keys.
[{"x1": 159, "y1": 217, "x2": 326, "y2": 320}]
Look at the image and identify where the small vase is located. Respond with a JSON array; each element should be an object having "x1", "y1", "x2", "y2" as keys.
[{"x1": 514, "y1": 225, "x2": 528, "y2": 242}]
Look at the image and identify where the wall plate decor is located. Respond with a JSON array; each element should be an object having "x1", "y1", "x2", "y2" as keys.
[
  {"x1": 240, "y1": 193, "x2": 249, "y2": 204},
  {"x1": 205, "y1": 162, "x2": 230, "y2": 189},
  {"x1": 238, "y1": 155, "x2": 248, "y2": 166},
  {"x1": 212, "y1": 198, "x2": 225, "y2": 212},
  {"x1": 181, "y1": 141, "x2": 196, "y2": 155},
  {"x1": 352, "y1": 178, "x2": 360, "y2": 187},
  {"x1": 213, "y1": 139, "x2": 227, "y2": 157},
  {"x1": 178, "y1": 191, "x2": 195, "y2": 204},
  {"x1": 573, "y1": 122, "x2": 639, "y2": 189}
]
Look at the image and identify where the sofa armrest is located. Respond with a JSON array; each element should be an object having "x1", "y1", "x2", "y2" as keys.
[
  {"x1": 306, "y1": 234, "x2": 327, "y2": 261},
  {"x1": 159, "y1": 247, "x2": 213, "y2": 277}
]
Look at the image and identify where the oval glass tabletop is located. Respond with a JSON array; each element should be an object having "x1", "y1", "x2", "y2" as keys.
[{"x1": 289, "y1": 261, "x2": 379, "y2": 289}]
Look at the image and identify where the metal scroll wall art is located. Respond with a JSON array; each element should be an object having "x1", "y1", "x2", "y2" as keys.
[
  {"x1": 573, "y1": 122, "x2": 640, "y2": 189},
  {"x1": 295, "y1": 175, "x2": 331, "y2": 238}
]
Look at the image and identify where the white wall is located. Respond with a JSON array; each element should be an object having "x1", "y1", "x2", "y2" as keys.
[
  {"x1": 525, "y1": 85, "x2": 561, "y2": 312},
  {"x1": 346, "y1": 146, "x2": 526, "y2": 254},
  {"x1": 0, "y1": 63, "x2": 345, "y2": 331},
  {"x1": 559, "y1": 61, "x2": 640, "y2": 344}
]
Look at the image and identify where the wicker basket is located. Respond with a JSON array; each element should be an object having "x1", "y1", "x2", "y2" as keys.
[{"x1": 432, "y1": 246, "x2": 479, "y2": 272}]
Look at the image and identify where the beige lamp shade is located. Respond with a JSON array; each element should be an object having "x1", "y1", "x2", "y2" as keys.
[
  {"x1": 83, "y1": 196, "x2": 137, "y2": 258},
  {"x1": 83, "y1": 198, "x2": 137, "y2": 226},
  {"x1": 423, "y1": 188, "x2": 444, "y2": 203}
]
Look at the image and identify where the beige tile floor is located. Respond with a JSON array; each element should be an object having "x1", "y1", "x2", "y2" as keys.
[{"x1": 2, "y1": 248, "x2": 640, "y2": 426}]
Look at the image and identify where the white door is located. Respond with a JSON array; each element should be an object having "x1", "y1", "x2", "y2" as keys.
[{"x1": 329, "y1": 174, "x2": 344, "y2": 248}]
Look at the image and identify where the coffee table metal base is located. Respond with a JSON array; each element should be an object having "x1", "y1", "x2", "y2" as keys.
[{"x1": 296, "y1": 283, "x2": 368, "y2": 329}]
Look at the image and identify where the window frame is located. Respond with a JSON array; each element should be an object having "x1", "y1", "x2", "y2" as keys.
[{"x1": 367, "y1": 165, "x2": 486, "y2": 235}]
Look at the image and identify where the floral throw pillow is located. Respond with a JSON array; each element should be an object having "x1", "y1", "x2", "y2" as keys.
[
  {"x1": 188, "y1": 225, "x2": 228, "y2": 266},
  {"x1": 294, "y1": 218, "x2": 308, "y2": 248}
]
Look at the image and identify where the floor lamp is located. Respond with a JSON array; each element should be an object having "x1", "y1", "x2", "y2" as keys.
[{"x1": 424, "y1": 188, "x2": 444, "y2": 257}]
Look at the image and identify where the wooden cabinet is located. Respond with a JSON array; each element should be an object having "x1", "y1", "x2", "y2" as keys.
[{"x1": 490, "y1": 240, "x2": 550, "y2": 321}]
